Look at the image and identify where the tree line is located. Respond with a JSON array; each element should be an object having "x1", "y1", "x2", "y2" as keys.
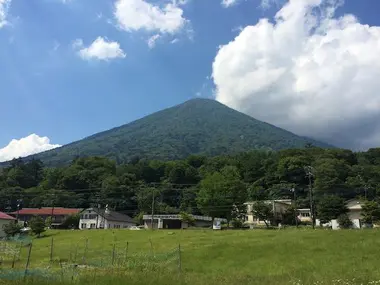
[{"x1": 1, "y1": 146, "x2": 380, "y2": 225}]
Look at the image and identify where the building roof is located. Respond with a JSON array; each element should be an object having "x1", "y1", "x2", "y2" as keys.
[
  {"x1": 245, "y1": 199, "x2": 292, "y2": 205},
  {"x1": 142, "y1": 214, "x2": 227, "y2": 222},
  {"x1": 346, "y1": 199, "x2": 363, "y2": 210},
  {"x1": 85, "y1": 208, "x2": 134, "y2": 223},
  {"x1": 10, "y1": 208, "x2": 81, "y2": 216},
  {"x1": 0, "y1": 211, "x2": 16, "y2": 220}
]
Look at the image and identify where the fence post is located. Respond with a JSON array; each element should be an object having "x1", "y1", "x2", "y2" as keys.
[
  {"x1": 11, "y1": 249, "x2": 17, "y2": 268},
  {"x1": 112, "y1": 243, "x2": 116, "y2": 266},
  {"x1": 24, "y1": 242, "x2": 33, "y2": 280},
  {"x1": 17, "y1": 242, "x2": 22, "y2": 261},
  {"x1": 178, "y1": 244, "x2": 182, "y2": 274},
  {"x1": 82, "y1": 238, "x2": 88, "y2": 265},
  {"x1": 50, "y1": 237, "x2": 54, "y2": 262},
  {"x1": 74, "y1": 244, "x2": 78, "y2": 263},
  {"x1": 149, "y1": 239, "x2": 153, "y2": 256},
  {"x1": 124, "y1": 242, "x2": 129, "y2": 266}
]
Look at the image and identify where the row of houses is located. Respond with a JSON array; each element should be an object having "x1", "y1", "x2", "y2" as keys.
[
  {"x1": 0, "y1": 198, "x2": 369, "y2": 237},
  {"x1": 245, "y1": 198, "x2": 365, "y2": 229}
]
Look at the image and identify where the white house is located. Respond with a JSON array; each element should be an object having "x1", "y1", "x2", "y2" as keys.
[
  {"x1": 346, "y1": 199, "x2": 363, "y2": 220},
  {"x1": 0, "y1": 211, "x2": 16, "y2": 237},
  {"x1": 79, "y1": 206, "x2": 135, "y2": 230},
  {"x1": 245, "y1": 200, "x2": 312, "y2": 227},
  {"x1": 245, "y1": 199, "x2": 292, "y2": 227},
  {"x1": 317, "y1": 199, "x2": 365, "y2": 230}
]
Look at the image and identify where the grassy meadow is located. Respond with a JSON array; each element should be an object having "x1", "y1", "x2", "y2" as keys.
[{"x1": 1, "y1": 228, "x2": 380, "y2": 285}]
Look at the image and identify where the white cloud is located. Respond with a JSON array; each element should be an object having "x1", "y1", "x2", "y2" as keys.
[
  {"x1": 147, "y1": 34, "x2": 161, "y2": 49},
  {"x1": 72, "y1": 38, "x2": 83, "y2": 49},
  {"x1": 0, "y1": 134, "x2": 61, "y2": 162},
  {"x1": 221, "y1": 0, "x2": 237, "y2": 8},
  {"x1": 170, "y1": 38, "x2": 179, "y2": 44},
  {"x1": 0, "y1": 0, "x2": 11, "y2": 28},
  {"x1": 259, "y1": 0, "x2": 280, "y2": 9},
  {"x1": 212, "y1": 0, "x2": 380, "y2": 150},
  {"x1": 75, "y1": 37, "x2": 126, "y2": 61},
  {"x1": 114, "y1": 0, "x2": 188, "y2": 34}
]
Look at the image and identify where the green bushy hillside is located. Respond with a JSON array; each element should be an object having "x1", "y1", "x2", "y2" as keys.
[{"x1": 27, "y1": 99, "x2": 332, "y2": 166}]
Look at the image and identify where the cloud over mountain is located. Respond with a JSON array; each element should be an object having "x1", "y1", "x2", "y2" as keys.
[
  {"x1": 0, "y1": 134, "x2": 61, "y2": 162},
  {"x1": 212, "y1": 0, "x2": 380, "y2": 150}
]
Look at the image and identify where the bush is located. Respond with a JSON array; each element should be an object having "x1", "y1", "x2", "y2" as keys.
[
  {"x1": 29, "y1": 216, "x2": 46, "y2": 237},
  {"x1": 231, "y1": 218, "x2": 243, "y2": 228},
  {"x1": 2, "y1": 221, "x2": 22, "y2": 237},
  {"x1": 337, "y1": 214, "x2": 352, "y2": 229},
  {"x1": 61, "y1": 214, "x2": 80, "y2": 229},
  {"x1": 179, "y1": 212, "x2": 195, "y2": 227}
]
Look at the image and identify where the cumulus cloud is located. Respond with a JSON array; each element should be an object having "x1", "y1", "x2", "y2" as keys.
[
  {"x1": 212, "y1": 0, "x2": 380, "y2": 150},
  {"x1": 114, "y1": 0, "x2": 188, "y2": 35},
  {"x1": 75, "y1": 37, "x2": 126, "y2": 61},
  {"x1": 221, "y1": 0, "x2": 238, "y2": 8},
  {"x1": 0, "y1": 134, "x2": 61, "y2": 162},
  {"x1": 0, "y1": 0, "x2": 11, "y2": 28}
]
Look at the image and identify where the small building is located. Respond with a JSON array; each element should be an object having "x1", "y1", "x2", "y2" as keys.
[
  {"x1": 9, "y1": 207, "x2": 81, "y2": 228},
  {"x1": 245, "y1": 199, "x2": 293, "y2": 227},
  {"x1": 346, "y1": 199, "x2": 363, "y2": 221},
  {"x1": 297, "y1": 208, "x2": 312, "y2": 223},
  {"x1": 142, "y1": 214, "x2": 227, "y2": 229},
  {"x1": 0, "y1": 211, "x2": 16, "y2": 238},
  {"x1": 79, "y1": 206, "x2": 135, "y2": 229},
  {"x1": 317, "y1": 199, "x2": 365, "y2": 230}
]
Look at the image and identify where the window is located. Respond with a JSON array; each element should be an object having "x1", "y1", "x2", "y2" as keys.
[
  {"x1": 90, "y1": 223, "x2": 96, "y2": 229},
  {"x1": 301, "y1": 213, "x2": 310, "y2": 217},
  {"x1": 114, "y1": 224, "x2": 120, "y2": 229},
  {"x1": 81, "y1": 223, "x2": 87, "y2": 229}
]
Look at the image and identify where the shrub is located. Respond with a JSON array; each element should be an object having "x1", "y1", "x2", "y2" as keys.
[
  {"x1": 2, "y1": 221, "x2": 22, "y2": 237},
  {"x1": 231, "y1": 218, "x2": 243, "y2": 228},
  {"x1": 29, "y1": 216, "x2": 46, "y2": 237},
  {"x1": 337, "y1": 214, "x2": 352, "y2": 229}
]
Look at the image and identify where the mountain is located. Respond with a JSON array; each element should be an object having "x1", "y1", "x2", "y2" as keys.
[{"x1": 20, "y1": 99, "x2": 332, "y2": 166}]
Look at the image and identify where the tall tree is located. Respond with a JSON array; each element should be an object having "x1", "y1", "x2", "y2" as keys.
[
  {"x1": 197, "y1": 166, "x2": 247, "y2": 221},
  {"x1": 316, "y1": 195, "x2": 348, "y2": 223}
]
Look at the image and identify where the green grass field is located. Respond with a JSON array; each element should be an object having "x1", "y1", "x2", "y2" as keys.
[{"x1": 2, "y1": 228, "x2": 380, "y2": 285}]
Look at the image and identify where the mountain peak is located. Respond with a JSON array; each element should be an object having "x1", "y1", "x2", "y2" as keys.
[{"x1": 19, "y1": 99, "x2": 332, "y2": 166}]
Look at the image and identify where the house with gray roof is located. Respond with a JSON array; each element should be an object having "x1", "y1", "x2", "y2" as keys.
[{"x1": 79, "y1": 205, "x2": 136, "y2": 230}]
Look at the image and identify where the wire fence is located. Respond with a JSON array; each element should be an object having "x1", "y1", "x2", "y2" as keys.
[{"x1": 0, "y1": 237, "x2": 182, "y2": 282}]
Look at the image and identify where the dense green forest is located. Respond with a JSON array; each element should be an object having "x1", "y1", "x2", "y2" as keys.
[
  {"x1": 17, "y1": 99, "x2": 332, "y2": 167},
  {"x1": 1, "y1": 147, "x2": 380, "y2": 224}
]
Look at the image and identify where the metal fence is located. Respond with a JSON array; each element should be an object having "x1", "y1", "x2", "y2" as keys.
[{"x1": 0, "y1": 238, "x2": 182, "y2": 282}]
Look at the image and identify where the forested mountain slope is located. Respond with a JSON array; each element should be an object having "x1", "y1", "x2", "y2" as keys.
[{"x1": 19, "y1": 99, "x2": 332, "y2": 166}]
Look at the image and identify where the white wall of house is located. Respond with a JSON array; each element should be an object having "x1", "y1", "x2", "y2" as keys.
[
  {"x1": 79, "y1": 209, "x2": 135, "y2": 230},
  {"x1": 245, "y1": 200, "x2": 292, "y2": 226},
  {"x1": 79, "y1": 209, "x2": 103, "y2": 229},
  {"x1": 103, "y1": 220, "x2": 135, "y2": 229}
]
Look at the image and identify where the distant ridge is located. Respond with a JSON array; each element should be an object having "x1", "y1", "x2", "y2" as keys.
[{"x1": 12, "y1": 98, "x2": 333, "y2": 166}]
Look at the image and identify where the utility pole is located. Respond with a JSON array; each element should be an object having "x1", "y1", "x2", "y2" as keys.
[
  {"x1": 291, "y1": 188, "x2": 298, "y2": 228},
  {"x1": 358, "y1": 175, "x2": 368, "y2": 200},
  {"x1": 50, "y1": 194, "x2": 55, "y2": 229},
  {"x1": 16, "y1": 199, "x2": 21, "y2": 221},
  {"x1": 95, "y1": 203, "x2": 100, "y2": 229},
  {"x1": 305, "y1": 166, "x2": 315, "y2": 229},
  {"x1": 151, "y1": 189, "x2": 155, "y2": 230}
]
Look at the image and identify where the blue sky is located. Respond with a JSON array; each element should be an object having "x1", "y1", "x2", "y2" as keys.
[{"x1": 1, "y1": 0, "x2": 380, "y2": 161}]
